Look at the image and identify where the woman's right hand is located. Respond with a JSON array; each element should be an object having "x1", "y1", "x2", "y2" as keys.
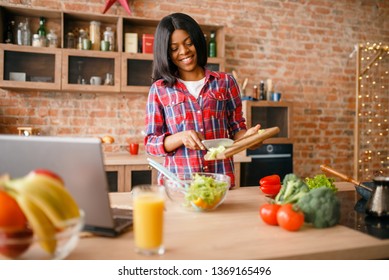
[{"x1": 164, "y1": 130, "x2": 205, "y2": 152}]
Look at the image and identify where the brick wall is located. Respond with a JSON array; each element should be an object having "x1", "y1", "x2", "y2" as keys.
[{"x1": 1, "y1": 0, "x2": 388, "y2": 178}]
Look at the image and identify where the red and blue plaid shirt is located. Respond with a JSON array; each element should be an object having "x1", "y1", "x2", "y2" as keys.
[{"x1": 144, "y1": 69, "x2": 247, "y2": 187}]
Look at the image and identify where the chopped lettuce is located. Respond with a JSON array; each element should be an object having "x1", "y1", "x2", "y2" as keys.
[
  {"x1": 204, "y1": 145, "x2": 226, "y2": 160},
  {"x1": 305, "y1": 174, "x2": 338, "y2": 192},
  {"x1": 185, "y1": 173, "x2": 228, "y2": 207}
]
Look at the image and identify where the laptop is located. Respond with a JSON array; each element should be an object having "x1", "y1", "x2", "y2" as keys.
[{"x1": 0, "y1": 134, "x2": 132, "y2": 237}]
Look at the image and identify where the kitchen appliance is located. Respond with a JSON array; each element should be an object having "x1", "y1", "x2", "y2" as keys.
[{"x1": 240, "y1": 143, "x2": 293, "y2": 187}]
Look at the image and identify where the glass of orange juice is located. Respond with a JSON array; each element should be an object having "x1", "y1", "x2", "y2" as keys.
[{"x1": 133, "y1": 185, "x2": 165, "y2": 255}]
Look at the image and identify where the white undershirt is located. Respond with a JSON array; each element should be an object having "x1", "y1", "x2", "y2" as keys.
[{"x1": 179, "y1": 77, "x2": 205, "y2": 99}]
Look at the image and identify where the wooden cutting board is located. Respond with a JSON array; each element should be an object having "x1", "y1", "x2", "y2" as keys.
[{"x1": 216, "y1": 126, "x2": 280, "y2": 159}]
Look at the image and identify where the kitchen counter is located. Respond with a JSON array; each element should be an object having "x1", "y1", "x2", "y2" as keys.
[
  {"x1": 103, "y1": 151, "x2": 251, "y2": 165},
  {"x1": 68, "y1": 182, "x2": 389, "y2": 260},
  {"x1": 103, "y1": 152, "x2": 251, "y2": 189}
]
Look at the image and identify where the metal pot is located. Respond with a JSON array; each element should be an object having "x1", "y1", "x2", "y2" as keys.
[
  {"x1": 320, "y1": 165, "x2": 389, "y2": 217},
  {"x1": 365, "y1": 176, "x2": 389, "y2": 217}
]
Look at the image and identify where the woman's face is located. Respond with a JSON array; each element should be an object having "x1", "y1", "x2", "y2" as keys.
[{"x1": 169, "y1": 29, "x2": 203, "y2": 80}]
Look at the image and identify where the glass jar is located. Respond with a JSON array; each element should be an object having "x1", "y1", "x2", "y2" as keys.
[
  {"x1": 32, "y1": 34, "x2": 42, "y2": 47},
  {"x1": 103, "y1": 27, "x2": 115, "y2": 51},
  {"x1": 47, "y1": 29, "x2": 58, "y2": 48},
  {"x1": 77, "y1": 29, "x2": 87, "y2": 50},
  {"x1": 89, "y1": 21, "x2": 101, "y2": 51},
  {"x1": 66, "y1": 32, "x2": 76, "y2": 49}
]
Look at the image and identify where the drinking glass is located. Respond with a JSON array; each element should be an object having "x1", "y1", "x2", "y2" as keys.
[{"x1": 132, "y1": 185, "x2": 165, "y2": 255}]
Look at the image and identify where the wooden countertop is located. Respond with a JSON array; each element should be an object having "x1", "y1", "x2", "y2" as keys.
[
  {"x1": 67, "y1": 182, "x2": 389, "y2": 260},
  {"x1": 103, "y1": 152, "x2": 251, "y2": 166}
]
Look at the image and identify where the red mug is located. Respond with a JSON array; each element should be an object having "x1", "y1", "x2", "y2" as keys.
[{"x1": 129, "y1": 143, "x2": 139, "y2": 155}]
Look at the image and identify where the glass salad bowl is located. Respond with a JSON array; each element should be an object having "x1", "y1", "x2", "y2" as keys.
[{"x1": 163, "y1": 172, "x2": 231, "y2": 211}]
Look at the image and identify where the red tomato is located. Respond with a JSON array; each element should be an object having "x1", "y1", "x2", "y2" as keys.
[
  {"x1": 259, "y1": 203, "x2": 281, "y2": 226},
  {"x1": 259, "y1": 174, "x2": 281, "y2": 186},
  {"x1": 276, "y1": 204, "x2": 304, "y2": 231}
]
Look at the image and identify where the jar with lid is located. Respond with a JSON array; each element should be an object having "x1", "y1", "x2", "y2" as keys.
[
  {"x1": 103, "y1": 27, "x2": 115, "y2": 51},
  {"x1": 47, "y1": 29, "x2": 58, "y2": 48},
  {"x1": 66, "y1": 32, "x2": 76, "y2": 48},
  {"x1": 89, "y1": 21, "x2": 101, "y2": 51},
  {"x1": 32, "y1": 34, "x2": 43, "y2": 47},
  {"x1": 77, "y1": 29, "x2": 87, "y2": 50}
]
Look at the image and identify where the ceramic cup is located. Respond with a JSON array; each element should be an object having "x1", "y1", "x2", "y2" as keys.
[
  {"x1": 90, "y1": 76, "x2": 102, "y2": 85},
  {"x1": 271, "y1": 92, "x2": 282, "y2": 102},
  {"x1": 128, "y1": 143, "x2": 139, "y2": 155}
]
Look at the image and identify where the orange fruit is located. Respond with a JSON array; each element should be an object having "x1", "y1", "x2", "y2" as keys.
[
  {"x1": 192, "y1": 197, "x2": 221, "y2": 210},
  {"x1": 0, "y1": 189, "x2": 27, "y2": 231}
]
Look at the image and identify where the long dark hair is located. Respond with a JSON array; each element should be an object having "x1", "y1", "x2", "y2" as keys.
[{"x1": 152, "y1": 13, "x2": 207, "y2": 87}]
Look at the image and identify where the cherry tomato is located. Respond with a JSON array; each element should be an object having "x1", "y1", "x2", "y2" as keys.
[
  {"x1": 276, "y1": 204, "x2": 304, "y2": 231},
  {"x1": 259, "y1": 203, "x2": 281, "y2": 226}
]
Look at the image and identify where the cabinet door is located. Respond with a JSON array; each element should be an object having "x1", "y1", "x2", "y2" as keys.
[
  {"x1": 62, "y1": 49, "x2": 121, "y2": 92},
  {"x1": 121, "y1": 53, "x2": 153, "y2": 92},
  {"x1": 0, "y1": 44, "x2": 62, "y2": 90}
]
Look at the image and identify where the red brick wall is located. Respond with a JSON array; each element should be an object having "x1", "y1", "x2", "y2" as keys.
[{"x1": 1, "y1": 0, "x2": 388, "y2": 179}]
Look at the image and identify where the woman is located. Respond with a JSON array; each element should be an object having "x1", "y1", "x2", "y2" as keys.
[{"x1": 144, "y1": 13, "x2": 260, "y2": 187}]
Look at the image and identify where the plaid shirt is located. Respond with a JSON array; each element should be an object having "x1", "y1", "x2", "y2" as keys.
[{"x1": 144, "y1": 69, "x2": 247, "y2": 187}]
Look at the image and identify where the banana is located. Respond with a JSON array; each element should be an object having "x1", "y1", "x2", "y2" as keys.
[
  {"x1": 5, "y1": 174, "x2": 80, "y2": 229},
  {"x1": 7, "y1": 189, "x2": 57, "y2": 254}
]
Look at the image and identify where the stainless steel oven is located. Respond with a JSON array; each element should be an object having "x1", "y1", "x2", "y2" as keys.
[{"x1": 240, "y1": 144, "x2": 293, "y2": 187}]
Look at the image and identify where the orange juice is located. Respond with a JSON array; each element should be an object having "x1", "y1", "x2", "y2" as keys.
[{"x1": 133, "y1": 189, "x2": 164, "y2": 254}]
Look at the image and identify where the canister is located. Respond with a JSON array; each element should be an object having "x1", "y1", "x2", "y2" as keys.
[{"x1": 89, "y1": 21, "x2": 101, "y2": 51}]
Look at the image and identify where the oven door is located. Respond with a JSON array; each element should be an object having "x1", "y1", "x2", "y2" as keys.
[{"x1": 240, "y1": 144, "x2": 293, "y2": 187}]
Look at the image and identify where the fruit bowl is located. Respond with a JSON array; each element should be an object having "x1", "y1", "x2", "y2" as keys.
[
  {"x1": 0, "y1": 212, "x2": 84, "y2": 260},
  {"x1": 163, "y1": 172, "x2": 230, "y2": 211}
]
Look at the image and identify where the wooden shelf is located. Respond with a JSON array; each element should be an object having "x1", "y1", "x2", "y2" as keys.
[
  {"x1": 0, "y1": 43, "x2": 62, "y2": 90},
  {"x1": 0, "y1": 4, "x2": 226, "y2": 93},
  {"x1": 62, "y1": 49, "x2": 121, "y2": 92},
  {"x1": 242, "y1": 100, "x2": 293, "y2": 144}
]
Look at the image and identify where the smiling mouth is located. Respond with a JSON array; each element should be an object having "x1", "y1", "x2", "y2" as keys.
[{"x1": 181, "y1": 56, "x2": 194, "y2": 64}]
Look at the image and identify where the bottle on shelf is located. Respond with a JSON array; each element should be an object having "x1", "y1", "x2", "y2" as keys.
[
  {"x1": 47, "y1": 29, "x2": 58, "y2": 48},
  {"x1": 5, "y1": 20, "x2": 15, "y2": 44},
  {"x1": 22, "y1": 18, "x2": 31, "y2": 46},
  {"x1": 77, "y1": 29, "x2": 87, "y2": 50},
  {"x1": 66, "y1": 32, "x2": 76, "y2": 49},
  {"x1": 259, "y1": 80, "x2": 266, "y2": 100},
  {"x1": 37, "y1": 17, "x2": 47, "y2": 47},
  {"x1": 103, "y1": 27, "x2": 115, "y2": 51},
  {"x1": 208, "y1": 31, "x2": 216, "y2": 57},
  {"x1": 89, "y1": 21, "x2": 101, "y2": 51}
]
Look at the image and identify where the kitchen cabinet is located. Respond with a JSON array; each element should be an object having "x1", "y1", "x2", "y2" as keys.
[
  {"x1": 242, "y1": 100, "x2": 293, "y2": 143},
  {"x1": 0, "y1": 4, "x2": 225, "y2": 93}
]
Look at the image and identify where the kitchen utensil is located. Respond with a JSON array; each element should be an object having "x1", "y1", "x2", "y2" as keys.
[
  {"x1": 146, "y1": 158, "x2": 187, "y2": 199},
  {"x1": 202, "y1": 138, "x2": 234, "y2": 150},
  {"x1": 320, "y1": 165, "x2": 389, "y2": 217},
  {"x1": 320, "y1": 165, "x2": 371, "y2": 192},
  {"x1": 213, "y1": 126, "x2": 280, "y2": 160},
  {"x1": 365, "y1": 176, "x2": 389, "y2": 217}
]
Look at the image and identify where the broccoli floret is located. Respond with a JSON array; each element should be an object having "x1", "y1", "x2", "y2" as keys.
[
  {"x1": 275, "y1": 173, "x2": 310, "y2": 204},
  {"x1": 296, "y1": 187, "x2": 340, "y2": 228}
]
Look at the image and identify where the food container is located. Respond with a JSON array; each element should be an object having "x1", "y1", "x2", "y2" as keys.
[
  {"x1": 163, "y1": 172, "x2": 230, "y2": 211},
  {"x1": 0, "y1": 213, "x2": 84, "y2": 260}
]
